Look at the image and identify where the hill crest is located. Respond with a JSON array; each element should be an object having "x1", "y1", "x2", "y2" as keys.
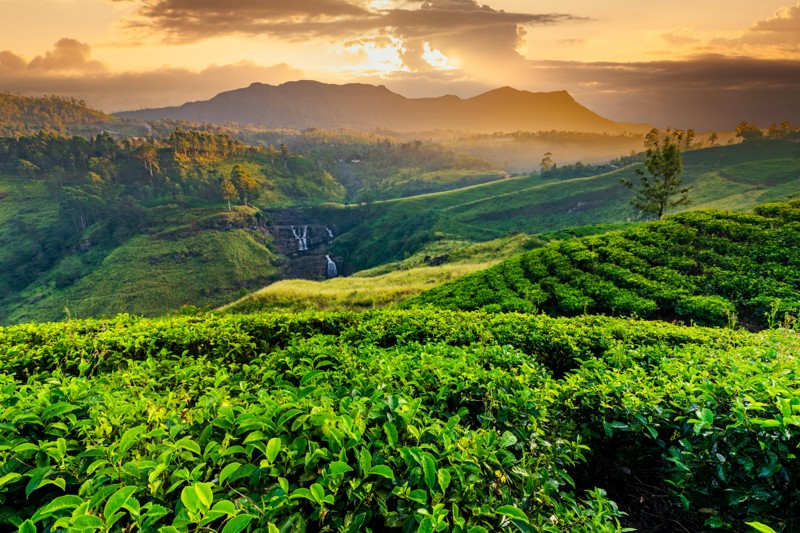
[{"x1": 117, "y1": 80, "x2": 650, "y2": 134}]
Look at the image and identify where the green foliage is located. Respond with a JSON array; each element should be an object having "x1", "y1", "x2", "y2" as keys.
[
  {"x1": 0, "y1": 94, "x2": 120, "y2": 136},
  {"x1": 622, "y1": 128, "x2": 689, "y2": 219},
  {"x1": 318, "y1": 139, "x2": 800, "y2": 273},
  {"x1": 0, "y1": 309, "x2": 797, "y2": 531},
  {"x1": 408, "y1": 200, "x2": 800, "y2": 329}
]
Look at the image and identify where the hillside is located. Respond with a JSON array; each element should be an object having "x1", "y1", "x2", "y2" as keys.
[
  {"x1": 0, "y1": 93, "x2": 123, "y2": 136},
  {"x1": 117, "y1": 80, "x2": 650, "y2": 134},
  {"x1": 317, "y1": 138, "x2": 800, "y2": 273},
  {"x1": 408, "y1": 200, "x2": 800, "y2": 329},
  {"x1": 0, "y1": 131, "x2": 344, "y2": 324}
]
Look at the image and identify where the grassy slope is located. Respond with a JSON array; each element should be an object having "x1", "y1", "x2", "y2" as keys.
[
  {"x1": 3, "y1": 206, "x2": 282, "y2": 324},
  {"x1": 408, "y1": 200, "x2": 800, "y2": 329},
  {"x1": 319, "y1": 139, "x2": 800, "y2": 272},
  {"x1": 223, "y1": 234, "x2": 535, "y2": 313}
]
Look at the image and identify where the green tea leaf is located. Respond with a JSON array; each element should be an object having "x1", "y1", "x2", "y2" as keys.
[
  {"x1": 119, "y1": 425, "x2": 146, "y2": 456},
  {"x1": 219, "y1": 463, "x2": 242, "y2": 484},
  {"x1": 104, "y1": 486, "x2": 138, "y2": 519},
  {"x1": 499, "y1": 431, "x2": 517, "y2": 448},
  {"x1": 266, "y1": 437, "x2": 282, "y2": 464},
  {"x1": 17, "y1": 520, "x2": 36, "y2": 533},
  {"x1": 328, "y1": 461, "x2": 353, "y2": 475},
  {"x1": 222, "y1": 514, "x2": 253, "y2": 533},
  {"x1": 196, "y1": 482, "x2": 214, "y2": 507},
  {"x1": 359, "y1": 448, "x2": 372, "y2": 476},
  {"x1": 383, "y1": 422, "x2": 399, "y2": 448},
  {"x1": 310, "y1": 483, "x2": 325, "y2": 505},
  {"x1": 421, "y1": 452, "x2": 437, "y2": 492},
  {"x1": 368, "y1": 465, "x2": 394, "y2": 480},
  {"x1": 496, "y1": 505, "x2": 529, "y2": 524},
  {"x1": 746, "y1": 522, "x2": 778, "y2": 533}
]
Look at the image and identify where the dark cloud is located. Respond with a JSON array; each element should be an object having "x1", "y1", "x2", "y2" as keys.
[
  {"x1": 118, "y1": 0, "x2": 579, "y2": 45},
  {"x1": 524, "y1": 56, "x2": 800, "y2": 130}
]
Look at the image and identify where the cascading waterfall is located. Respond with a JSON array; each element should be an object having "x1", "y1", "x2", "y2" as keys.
[
  {"x1": 325, "y1": 227, "x2": 334, "y2": 240},
  {"x1": 325, "y1": 255, "x2": 338, "y2": 278},
  {"x1": 291, "y1": 225, "x2": 309, "y2": 251}
]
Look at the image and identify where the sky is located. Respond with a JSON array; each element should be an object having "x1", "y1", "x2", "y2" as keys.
[{"x1": 1, "y1": 0, "x2": 800, "y2": 130}]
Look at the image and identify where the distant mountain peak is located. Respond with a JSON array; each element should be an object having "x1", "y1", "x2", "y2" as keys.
[{"x1": 117, "y1": 80, "x2": 649, "y2": 134}]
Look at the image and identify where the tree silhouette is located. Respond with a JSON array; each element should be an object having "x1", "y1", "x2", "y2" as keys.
[{"x1": 622, "y1": 129, "x2": 689, "y2": 220}]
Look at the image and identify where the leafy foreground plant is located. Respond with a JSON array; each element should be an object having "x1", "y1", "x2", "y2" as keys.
[{"x1": 0, "y1": 310, "x2": 798, "y2": 532}]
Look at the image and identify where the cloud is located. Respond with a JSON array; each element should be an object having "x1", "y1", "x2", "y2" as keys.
[
  {"x1": 522, "y1": 55, "x2": 800, "y2": 130},
  {"x1": 660, "y1": 28, "x2": 701, "y2": 47},
  {"x1": 27, "y1": 38, "x2": 106, "y2": 71},
  {"x1": 0, "y1": 51, "x2": 27, "y2": 71},
  {"x1": 0, "y1": 40, "x2": 304, "y2": 112},
  {"x1": 116, "y1": 0, "x2": 581, "y2": 62},
  {"x1": 738, "y1": 3, "x2": 800, "y2": 49}
]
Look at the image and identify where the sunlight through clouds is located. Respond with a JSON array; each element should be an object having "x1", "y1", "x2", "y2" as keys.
[
  {"x1": 422, "y1": 42, "x2": 458, "y2": 69},
  {"x1": 343, "y1": 36, "x2": 409, "y2": 73}
]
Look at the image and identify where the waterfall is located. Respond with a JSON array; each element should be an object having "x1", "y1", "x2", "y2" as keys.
[
  {"x1": 325, "y1": 227, "x2": 334, "y2": 240},
  {"x1": 325, "y1": 255, "x2": 338, "y2": 278},
  {"x1": 291, "y1": 225, "x2": 309, "y2": 251}
]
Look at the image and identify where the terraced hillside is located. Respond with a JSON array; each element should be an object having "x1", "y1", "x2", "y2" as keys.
[{"x1": 409, "y1": 200, "x2": 800, "y2": 329}]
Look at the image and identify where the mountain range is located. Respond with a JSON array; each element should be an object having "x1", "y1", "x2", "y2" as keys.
[{"x1": 117, "y1": 80, "x2": 650, "y2": 134}]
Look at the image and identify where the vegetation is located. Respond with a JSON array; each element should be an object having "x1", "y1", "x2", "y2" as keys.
[
  {"x1": 224, "y1": 234, "x2": 535, "y2": 314},
  {"x1": 0, "y1": 94, "x2": 123, "y2": 137},
  {"x1": 0, "y1": 129, "x2": 343, "y2": 323},
  {"x1": 622, "y1": 128, "x2": 689, "y2": 219},
  {"x1": 0, "y1": 310, "x2": 797, "y2": 532},
  {"x1": 318, "y1": 139, "x2": 800, "y2": 273},
  {"x1": 408, "y1": 200, "x2": 800, "y2": 329}
]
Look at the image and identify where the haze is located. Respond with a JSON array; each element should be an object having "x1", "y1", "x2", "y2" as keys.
[{"x1": 2, "y1": 0, "x2": 800, "y2": 129}]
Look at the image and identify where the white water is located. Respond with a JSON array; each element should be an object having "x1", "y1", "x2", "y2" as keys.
[
  {"x1": 325, "y1": 255, "x2": 338, "y2": 278},
  {"x1": 291, "y1": 225, "x2": 309, "y2": 251},
  {"x1": 325, "y1": 227, "x2": 334, "y2": 240}
]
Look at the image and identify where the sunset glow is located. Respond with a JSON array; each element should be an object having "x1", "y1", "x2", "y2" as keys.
[{"x1": 1, "y1": 0, "x2": 798, "y2": 128}]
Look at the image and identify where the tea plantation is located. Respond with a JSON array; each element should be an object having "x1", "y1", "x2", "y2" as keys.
[
  {"x1": 1, "y1": 310, "x2": 798, "y2": 532},
  {"x1": 408, "y1": 200, "x2": 800, "y2": 330}
]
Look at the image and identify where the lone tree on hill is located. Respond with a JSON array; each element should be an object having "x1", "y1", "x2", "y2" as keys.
[
  {"x1": 230, "y1": 165, "x2": 259, "y2": 206},
  {"x1": 221, "y1": 179, "x2": 237, "y2": 211},
  {"x1": 622, "y1": 128, "x2": 690, "y2": 220}
]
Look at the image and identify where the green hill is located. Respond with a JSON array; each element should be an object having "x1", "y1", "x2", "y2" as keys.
[
  {"x1": 317, "y1": 138, "x2": 800, "y2": 273},
  {"x1": 0, "y1": 93, "x2": 122, "y2": 136},
  {"x1": 0, "y1": 130, "x2": 344, "y2": 324},
  {"x1": 408, "y1": 200, "x2": 800, "y2": 329}
]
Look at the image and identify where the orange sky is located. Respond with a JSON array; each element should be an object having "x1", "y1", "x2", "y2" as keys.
[{"x1": 2, "y1": 1, "x2": 799, "y2": 129}]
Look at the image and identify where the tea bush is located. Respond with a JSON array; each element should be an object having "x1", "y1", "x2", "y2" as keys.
[
  {"x1": 408, "y1": 200, "x2": 800, "y2": 329},
  {"x1": 1, "y1": 310, "x2": 798, "y2": 531}
]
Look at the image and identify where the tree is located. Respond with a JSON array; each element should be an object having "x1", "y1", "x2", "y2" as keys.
[
  {"x1": 231, "y1": 165, "x2": 259, "y2": 205},
  {"x1": 735, "y1": 122, "x2": 763, "y2": 140},
  {"x1": 540, "y1": 152, "x2": 555, "y2": 172},
  {"x1": 622, "y1": 128, "x2": 689, "y2": 220},
  {"x1": 221, "y1": 179, "x2": 237, "y2": 211}
]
